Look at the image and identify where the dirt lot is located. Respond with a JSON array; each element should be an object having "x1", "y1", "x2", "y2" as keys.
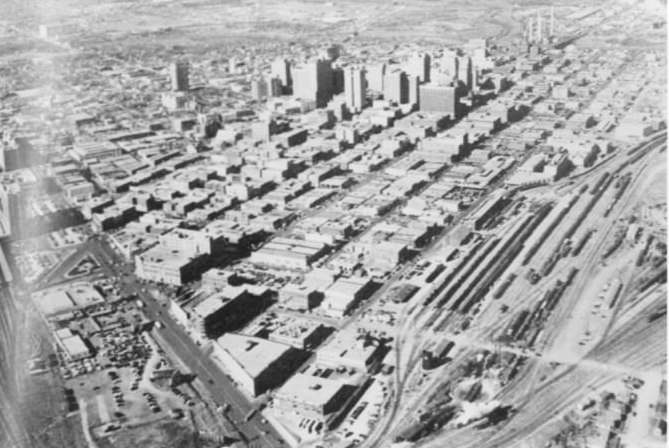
[
  {"x1": 100, "y1": 419, "x2": 220, "y2": 448},
  {"x1": 8, "y1": 296, "x2": 89, "y2": 448}
]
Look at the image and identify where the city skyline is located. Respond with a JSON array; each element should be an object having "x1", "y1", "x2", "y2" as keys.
[{"x1": 0, "y1": 1, "x2": 666, "y2": 448}]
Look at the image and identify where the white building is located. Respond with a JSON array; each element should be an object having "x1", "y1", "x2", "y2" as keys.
[
  {"x1": 321, "y1": 276, "x2": 375, "y2": 318},
  {"x1": 317, "y1": 329, "x2": 384, "y2": 373},
  {"x1": 213, "y1": 333, "x2": 299, "y2": 397},
  {"x1": 274, "y1": 373, "x2": 352, "y2": 428},
  {"x1": 344, "y1": 67, "x2": 366, "y2": 113}
]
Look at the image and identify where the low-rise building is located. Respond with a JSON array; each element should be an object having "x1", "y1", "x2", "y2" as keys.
[
  {"x1": 213, "y1": 333, "x2": 301, "y2": 397},
  {"x1": 269, "y1": 316, "x2": 328, "y2": 349},
  {"x1": 188, "y1": 289, "x2": 269, "y2": 340},
  {"x1": 250, "y1": 237, "x2": 328, "y2": 270},
  {"x1": 274, "y1": 373, "x2": 353, "y2": 428},
  {"x1": 135, "y1": 245, "x2": 209, "y2": 285},
  {"x1": 55, "y1": 328, "x2": 91, "y2": 361},
  {"x1": 317, "y1": 329, "x2": 384, "y2": 373},
  {"x1": 321, "y1": 276, "x2": 375, "y2": 317}
]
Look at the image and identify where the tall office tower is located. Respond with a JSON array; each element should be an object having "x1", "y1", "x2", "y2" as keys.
[
  {"x1": 271, "y1": 57, "x2": 292, "y2": 91},
  {"x1": 326, "y1": 44, "x2": 342, "y2": 61},
  {"x1": 332, "y1": 67, "x2": 344, "y2": 94},
  {"x1": 549, "y1": 7, "x2": 555, "y2": 37},
  {"x1": 407, "y1": 53, "x2": 431, "y2": 83},
  {"x1": 422, "y1": 52, "x2": 432, "y2": 83},
  {"x1": 292, "y1": 59, "x2": 334, "y2": 108},
  {"x1": 383, "y1": 70, "x2": 409, "y2": 104},
  {"x1": 170, "y1": 61, "x2": 189, "y2": 92},
  {"x1": 471, "y1": 66, "x2": 479, "y2": 93},
  {"x1": 344, "y1": 67, "x2": 366, "y2": 113},
  {"x1": 472, "y1": 47, "x2": 487, "y2": 66},
  {"x1": 536, "y1": 11, "x2": 543, "y2": 43},
  {"x1": 228, "y1": 56, "x2": 239, "y2": 74},
  {"x1": 419, "y1": 84, "x2": 457, "y2": 117},
  {"x1": 457, "y1": 56, "x2": 472, "y2": 89},
  {"x1": 367, "y1": 63, "x2": 386, "y2": 92},
  {"x1": 468, "y1": 39, "x2": 488, "y2": 67},
  {"x1": 442, "y1": 51, "x2": 459, "y2": 79},
  {"x1": 408, "y1": 74, "x2": 419, "y2": 106},
  {"x1": 267, "y1": 76, "x2": 283, "y2": 97},
  {"x1": 525, "y1": 16, "x2": 534, "y2": 43},
  {"x1": 250, "y1": 77, "x2": 268, "y2": 101}
]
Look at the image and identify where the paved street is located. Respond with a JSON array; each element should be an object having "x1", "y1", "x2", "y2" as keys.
[{"x1": 88, "y1": 236, "x2": 286, "y2": 447}]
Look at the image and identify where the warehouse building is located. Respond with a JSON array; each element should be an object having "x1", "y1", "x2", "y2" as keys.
[
  {"x1": 321, "y1": 276, "x2": 375, "y2": 317},
  {"x1": 269, "y1": 316, "x2": 329, "y2": 350},
  {"x1": 55, "y1": 328, "x2": 91, "y2": 361},
  {"x1": 279, "y1": 282, "x2": 323, "y2": 311},
  {"x1": 249, "y1": 236, "x2": 328, "y2": 270},
  {"x1": 274, "y1": 373, "x2": 354, "y2": 428},
  {"x1": 189, "y1": 288, "x2": 270, "y2": 341},
  {"x1": 213, "y1": 333, "x2": 302, "y2": 397},
  {"x1": 279, "y1": 268, "x2": 336, "y2": 310},
  {"x1": 317, "y1": 329, "x2": 384, "y2": 373},
  {"x1": 367, "y1": 241, "x2": 410, "y2": 273},
  {"x1": 135, "y1": 245, "x2": 209, "y2": 285}
]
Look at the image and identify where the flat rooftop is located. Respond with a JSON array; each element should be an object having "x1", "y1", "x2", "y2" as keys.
[
  {"x1": 61, "y1": 334, "x2": 90, "y2": 358},
  {"x1": 33, "y1": 289, "x2": 77, "y2": 316},
  {"x1": 66, "y1": 282, "x2": 105, "y2": 308},
  {"x1": 216, "y1": 333, "x2": 291, "y2": 378},
  {"x1": 318, "y1": 328, "x2": 379, "y2": 365},
  {"x1": 277, "y1": 373, "x2": 347, "y2": 408}
]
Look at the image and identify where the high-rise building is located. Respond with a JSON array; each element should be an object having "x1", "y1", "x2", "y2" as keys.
[
  {"x1": 408, "y1": 74, "x2": 419, "y2": 107},
  {"x1": 367, "y1": 63, "x2": 386, "y2": 92},
  {"x1": 228, "y1": 56, "x2": 239, "y2": 74},
  {"x1": 292, "y1": 59, "x2": 334, "y2": 108},
  {"x1": 442, "y1": 51, "x2": 459, "y2": 79},
  {"x1": 383, "y1": 70, "x2": 409, "y2": 104},
  {"x1": 170, "y1": 61, "x2": 189, "y2": 92},
  {"x1": 251, "y1": 77, "x2": 268, "y2": 101},
  {"x1": 457, "y1": 56, "x2": 472, "y2": 89},
  {"x1": 332, "y1": 67, "x2": 344, "y2": 95},
  {"x1": 467, "y1": 39, "x2": 488, "y2": 68},
  {"x1": 326, "y1": 44, "x2": 342, "y2": 61},
  {"x1": 406, "y1": 53, "x2": 431, "y2": 83},
  {"x1": 271, "y1": 58, "x2": 292, "y2": 91},
  {"x1": 418, "y1": 84, "x2": 457, "y2": 118},
  {"x1": 344, "y1": 67, "x2": 366, "y2": 113},
  {"x1": 525, "y1": 16, "x2": 534, "y2": 43},
  {"x1": 267, "y1": 76, "x2": 283, "y2": 97},
  {"x1": 536, "y1": 11, "x2": 543, "y2": 43},
  {"x1": 471, "y1": 66, "x2": 479, "y2": 92}
]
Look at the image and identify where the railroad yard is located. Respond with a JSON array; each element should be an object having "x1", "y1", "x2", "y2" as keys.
[{"x1": 0, "y1": 1, "x2": 666, "y2": 448}]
